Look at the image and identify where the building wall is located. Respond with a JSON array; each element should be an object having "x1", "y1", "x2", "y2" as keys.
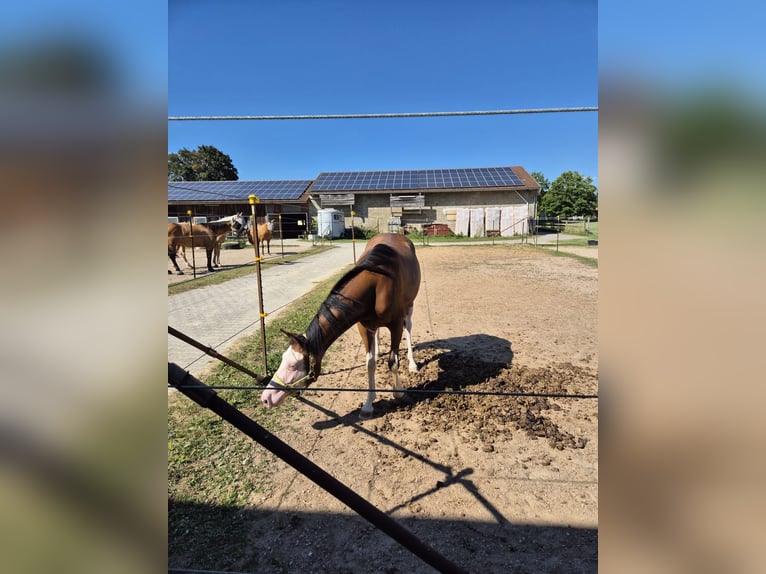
[{"x1": 329, "y1": 189, "x2": 538, "y2": 234}]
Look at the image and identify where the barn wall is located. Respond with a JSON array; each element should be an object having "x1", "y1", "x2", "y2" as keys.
[{"x1": 339, "y1": 189, "x2": 537, "y2": 234}]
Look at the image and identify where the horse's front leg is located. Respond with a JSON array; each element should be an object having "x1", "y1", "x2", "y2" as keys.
[
  {"x1": 404, "y1": 305, "x2": 418, "y2": 372},
  {"x1": 357, "y1": 324, "x2": 377, "y2": 419}
]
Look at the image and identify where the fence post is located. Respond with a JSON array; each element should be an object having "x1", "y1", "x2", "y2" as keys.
[
  {"x1": 187, "y1": 209, "x2": 197, "y2": 279},
  {"x1": 249, "y1": 195, "x2": 269, "y2": 372},
  {"x1": 168, "y1": 363, "x2": 468, "y2": 574}
]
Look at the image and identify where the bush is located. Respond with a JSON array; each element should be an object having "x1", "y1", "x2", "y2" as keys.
[{"x1": 350, "y1": 226, "x2": 378, "y2": 239}]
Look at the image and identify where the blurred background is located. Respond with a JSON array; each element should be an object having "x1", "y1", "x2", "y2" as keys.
[
  {"x1": 599, "y1": 1, "x2": 765, "y2": 572},
  {"x1": 0, "y1": 2, "x2": 166, "y2": 572},
  {"x1": 1, "y1": 1, "x2": 764, "y2": 572}
]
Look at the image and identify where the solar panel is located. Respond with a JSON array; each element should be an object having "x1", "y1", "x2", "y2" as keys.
[
  {"x1": 311, "y1": 167, "x2": 523, "y2": 191},
  {"x1": 167, "y1": 180, "x2": 312, "y2": 201}
]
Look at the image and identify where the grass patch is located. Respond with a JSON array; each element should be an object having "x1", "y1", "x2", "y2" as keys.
[
  {"x1": 168, "y1": 244, "x2": 335, "y2": 295},
  {"x1": 561, "y1": 221, "x2": 598, "y2": 239},
  {"x1": 168, "y1": 268, "x2": 348, "y2": 511},
  {"x1": 537, "y1": 246, "x2": 599, "y2": 268},
  {"x1": 540, "y1": 237, "x2": 597, "y2": 247}
]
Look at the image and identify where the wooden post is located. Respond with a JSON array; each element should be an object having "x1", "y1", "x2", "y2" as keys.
[
  {"x1": 249, "y1": 195, "x2": 269, "y2": 372},
  {"x1": 187, "y1": 209, "x2": 196, "y2": 279}
]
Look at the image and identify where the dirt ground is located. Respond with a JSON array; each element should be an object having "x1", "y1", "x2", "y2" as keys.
[{"x1": 171, "y1": 243, "x2": 598, "y2": 573}]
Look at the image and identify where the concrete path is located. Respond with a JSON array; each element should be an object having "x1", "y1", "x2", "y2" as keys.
[{"x1": 168, "y1": 241, "x2": 364, "y2": 377}]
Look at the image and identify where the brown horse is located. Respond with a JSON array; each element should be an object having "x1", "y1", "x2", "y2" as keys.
[
  {"x1": 261, "y1": 233, "x2": 421, "y2": 418},
  {"x1": 174, "y1": 214, "x2": 246, "y2": 270},
  {"x1": 247, "y1": 214, "x2": 275, "y2": 255},
  {"x1": 168, "y1": 214, "x2": 246, "y2": 274}
]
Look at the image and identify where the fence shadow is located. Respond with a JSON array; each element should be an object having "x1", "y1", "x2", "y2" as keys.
[
  {"x1": 305, "y1": 335, "x2": 515, "y2": 533},
  {"x1": 169, "y1": 499, "x2": 597, "y2": 574}
]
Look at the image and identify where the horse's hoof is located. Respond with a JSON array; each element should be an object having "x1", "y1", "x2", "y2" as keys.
[
  {"x1": 176, "y1": 271, "x2": 184, "y2": 275},
  {"x1": 409, "y1": 365, "x2": 419, "y2": 373},
  {"x1": 359, "y1": 408, "x2": 374, "y2": 420}
]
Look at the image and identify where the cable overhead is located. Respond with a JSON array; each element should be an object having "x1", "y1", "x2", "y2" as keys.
[{"x1": 169, "y1": 106, "x2": 598, "y2": 121}]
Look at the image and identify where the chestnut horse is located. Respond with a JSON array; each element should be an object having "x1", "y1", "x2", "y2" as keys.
[
  {"x1": 247, "y1": 214, "x2": 275, "y2": 255},
  {"x1": 168, "y1": 213, "x2": 246, "y2": 274},
  {"x1": 174, "y1": 213, "x2": 246, "y2": 270},
  {"x1": 261, "y1": 233, "x2": 421, "y2": 418}
]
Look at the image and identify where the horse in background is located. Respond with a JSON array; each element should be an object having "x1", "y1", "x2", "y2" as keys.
[
  {"x1": 174, "y1": 213, "x2": 247, "y2": 269},
  {"x1": 248, "y1": 214, "x2": 275, "y2": 255},
  {"x1": 168, "y1": 213, "x2": 246, "y2": 274},
  {"x1": 261, "y1": 233, "x2": 421, "y2": 419}
]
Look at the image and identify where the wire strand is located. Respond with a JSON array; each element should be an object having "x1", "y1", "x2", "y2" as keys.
[
  {"x1": 169, "y1": 106, "x2": 598, "y2": 121},
  {"x1": 168, "y1": 384, "x2": 598, "y2": 400}
]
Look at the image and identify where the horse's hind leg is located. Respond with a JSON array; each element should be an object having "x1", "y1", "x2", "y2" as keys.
[
  {"x1": 387, "y1": 323, "x2": 405, "y2": 400},
  {"x1": 178, "y1": 246, "x2": 194, "y2": 269},
  {"x1": 168, "y1": 246, "x2": 184, "y2": 275},
  {"x1": 357, "y1": 324, "x2": 377, "y2": 419},
  {"x1": 404, "y1": 305, "x2": 418, "y2": 373}
]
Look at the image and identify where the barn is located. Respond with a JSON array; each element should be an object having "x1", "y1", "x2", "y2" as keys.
[
  {"x1": 167, "y1": 180, "x2": 313, "y2": 239},
  {"x1": 167, "y1": 165, "x2": 540, "y2": 238}
]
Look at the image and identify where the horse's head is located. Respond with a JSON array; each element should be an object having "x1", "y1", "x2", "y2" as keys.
[
  {"x1": 231, "y1": 212, "x2": 247, "y2": 233},
  {"x1": 261, "y1": 330, "x2": 318, "y2": 408}
]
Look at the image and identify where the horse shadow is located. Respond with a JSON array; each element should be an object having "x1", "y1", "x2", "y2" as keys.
[
  {"x1": 364, "y1": 333, "x2": 514, "y2": 417},
  {"x1": 304, "y1": 335, "x2": 517, "y2": 524}
]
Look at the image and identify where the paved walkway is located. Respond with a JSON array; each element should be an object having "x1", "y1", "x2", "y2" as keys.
[{"x1": 168, "y1": 241, "x2": 363, "y2": 377}]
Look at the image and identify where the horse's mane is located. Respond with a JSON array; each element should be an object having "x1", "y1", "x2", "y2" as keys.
[
  {"x1": 332, "y1": 243, "x2": 395, "y2": 292},
  {"x1": 206, "y1": 220, "x2": 232, "y2": 232},
  {"x1": 304, "y1": 243, "x2": 396, "y2": 357}
]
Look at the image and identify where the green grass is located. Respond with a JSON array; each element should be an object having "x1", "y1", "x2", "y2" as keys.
[
  {"x1": 168, "y1": 244, "x2": 335, "y2": 295},
  {"x1": 537, "y1": 246, "x2": 599, "y2": 268},
  {"x1": 168, "y1": 268, "x2": 348, "y2": 509},
  {"x1": 540, "y1": 237, "x2": 597, "y2": 247},
  {"x1": 562, "y1": 220, "x2": 598, "y2": 239}
]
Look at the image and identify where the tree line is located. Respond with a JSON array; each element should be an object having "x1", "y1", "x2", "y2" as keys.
[
  {"x1": 168, "y1": 145, "x2": 597, "y2": 219},
  {"x1": 529, "y1": 171, "x2": 598, "y2": 219}
]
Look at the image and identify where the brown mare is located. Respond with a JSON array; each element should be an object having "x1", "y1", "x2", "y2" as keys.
[
  {"x1": 168, "y1": 213, "x2": 246, "y2": 274},
  {"x1": 261, "y1": 233, "x2": 421, "y2": 418},
  {"x1": 247, "y1": 214, "x2": 275, "y2": 255}
]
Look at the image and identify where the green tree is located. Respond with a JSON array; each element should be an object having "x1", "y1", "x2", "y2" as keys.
[
  {"x1": 538, "y1": 171, "x2": 597, "y2": 218},
  {"x1": 168, "y1": 145, "x2": 239, "y2": 181},
  {"x1": 529, "y1": 171, "x2": 551, "y2": 210}
]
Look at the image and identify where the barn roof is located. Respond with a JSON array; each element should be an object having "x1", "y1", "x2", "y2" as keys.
[
  {"x1": 167, "y1": 180, "x2": 313, "y2": 203},
  {"x1": 167, "y1": 166, "x2": 540, "y2": 204},
  {"x1": 305, "y1": 166, "x2": 539, "y2": 195}
]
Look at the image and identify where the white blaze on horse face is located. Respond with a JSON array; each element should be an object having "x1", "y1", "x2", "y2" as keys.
[{"x1": 261, "y1": 346, "x2": 307, "y2": 408}]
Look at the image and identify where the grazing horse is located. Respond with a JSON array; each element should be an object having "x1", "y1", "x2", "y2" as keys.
[
  {"x1": 247, "y1": 214, "x2": 275, "y2": 255},
  {"x1": 261, "y1": 233, "x2": 421, "y2": 418},
  {"x1": 168, "y1": 213, "x2": 246, "y2": 274}
]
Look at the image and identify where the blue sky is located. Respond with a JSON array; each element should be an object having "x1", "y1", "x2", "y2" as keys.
[{"x1": 169, "y1": 0, "x2": 597, "y2": 185}]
